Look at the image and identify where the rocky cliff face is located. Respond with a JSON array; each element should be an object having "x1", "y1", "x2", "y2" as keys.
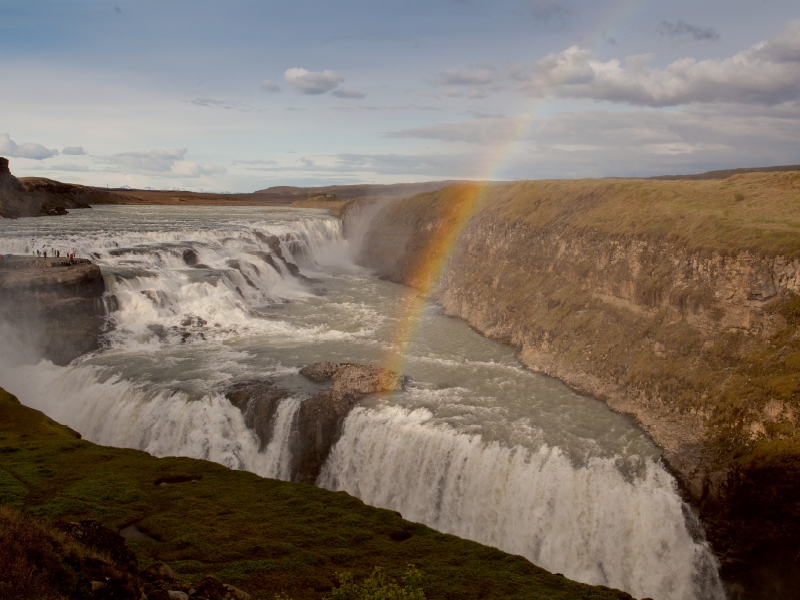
[
  {"x1": 0, "y1": 156, "x2": 127, "y2": 218},
  {"x1": 0, "y1": 257, "x2": 111, "y2": 365},
  {"x1": 225, "y1": 363, "x2": 403, "y2": 484},
  {"x1": 347, "y1": 175, "x2": 800, "y2": 597}
]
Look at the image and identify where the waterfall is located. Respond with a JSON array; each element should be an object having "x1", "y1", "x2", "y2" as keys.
[
  {"x1": 0, "y1": 206, "x2": 726, "y2": 600},
  {"x1": 318, "y1": 406, "x2": 725, "y2": 600},
  {"x1": 262, "y1": 397, "x2": 302, "y2": 480}
]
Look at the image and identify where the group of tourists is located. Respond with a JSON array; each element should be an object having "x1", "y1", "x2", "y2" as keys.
[{"x1": 32, "y1": 248, "x2": 78, "y2": 264}]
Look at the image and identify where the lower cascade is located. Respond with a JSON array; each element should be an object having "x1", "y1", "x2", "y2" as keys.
[
  {"x1": 319, "y1": 406, "x2": 724, "y2": 600},
  {"x1": 0, "y1": 205, "x2": 726, "y2": 600}
]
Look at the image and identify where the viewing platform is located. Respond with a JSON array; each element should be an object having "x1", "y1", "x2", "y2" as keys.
[{"x1": 0, "y1": 255, "x2": 92, "y2": 269}]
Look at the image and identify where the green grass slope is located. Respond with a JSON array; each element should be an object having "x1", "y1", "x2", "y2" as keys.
[{"x1": 0, "y1": 388, "x2": 635, "y2": 600}]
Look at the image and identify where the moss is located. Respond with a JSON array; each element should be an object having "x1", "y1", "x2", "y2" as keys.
[{"x1": 0, "y1": 388, "x2": 631, "y2": 600}]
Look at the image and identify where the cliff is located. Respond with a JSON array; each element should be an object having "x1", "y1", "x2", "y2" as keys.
[
  {"x1": 0, "y1": 256, "x2": 112, "y2": 364},
  {"x1": 0, "y1": 387, "x2": 636, "y2": 600},
  {"x1": 347, "y1": 172, "x2": 800, "y2": 597},
  {"x1": 0, "y1": 156, "x2": 128, "y2": 218}
]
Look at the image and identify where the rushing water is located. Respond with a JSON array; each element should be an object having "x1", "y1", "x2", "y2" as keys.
[{"x1": 0, "y1": 205, "x2": 725, "y2": 600}]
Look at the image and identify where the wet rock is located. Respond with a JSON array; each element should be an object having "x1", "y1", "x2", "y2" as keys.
[
  {"x1": 223, "y1": 364, "x2": 402, "y2": 483},
  {"x1": 253, "y1": 232, "x2": 321, "y2": 284},
  {"x1": 294, "y1": 362, "x2": 403, "y2": 483},
  {"x1": 299, "y1": 361, "x2": 404, "y2": 394},
  {"x1": 182, "y1": 248, "x2": 199, "y2": 266},
  {"x1": 299, "y1": 361, "x2": 341, "y2": 382},
  {"x1": 224, "y1": 380, "x2": 291, "y2": 450}
]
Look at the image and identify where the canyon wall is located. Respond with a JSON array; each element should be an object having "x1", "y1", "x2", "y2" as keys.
[{"x1": 346, "y1": 173, "x2": 800, "y2": 597}]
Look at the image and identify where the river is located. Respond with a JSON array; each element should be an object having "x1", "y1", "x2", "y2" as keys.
[{"x1": 0, "y1": 205, "x2": 725, "y2": 600}]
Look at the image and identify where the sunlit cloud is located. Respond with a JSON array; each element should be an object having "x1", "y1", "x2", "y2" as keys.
[{"x1": 512, "y1": 20, "x2": 800, "y2": 106}]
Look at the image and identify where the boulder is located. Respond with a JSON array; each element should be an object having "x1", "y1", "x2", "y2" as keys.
[
  {"x1": 294, "y1": 362, "x2": 403, "y2": 483},
  {"x1": 58, "y1": 519, "x2": 138, "y2": 573}
]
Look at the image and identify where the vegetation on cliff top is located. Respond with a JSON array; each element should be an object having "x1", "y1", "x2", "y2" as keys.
[
  {"x1": 425, "y1": 171, "x2": 800, "y2": 258},
  {"x1": 0, "y1": 388, "x2": 634, "y2": 600}
]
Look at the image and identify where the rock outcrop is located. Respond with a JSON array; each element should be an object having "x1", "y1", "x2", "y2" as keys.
[
  {"x1": 346, "y1": 174, "x2": 800, "y2": 597},
  {"x1": 224, "y1": 362, "x2": 403, "y2": 483},
  {"x1": 294, "y1": 362, "x2": 404, "y2": 483},
  {"x1": 224, "y1": 379, "x2": 291, "y2": 450},
  {"x1": 0, "y1": 157, "x2": 127, "y2": 218},
  {"x1": 0, "y1": 256, "x2": 112, "y2": 364}
]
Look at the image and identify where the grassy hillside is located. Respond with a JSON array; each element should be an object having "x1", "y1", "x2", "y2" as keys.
[
  {"x1": 0, "y1": 388, "x2": 634, "y2": 600},
  {"x1": 472, "y1": 171, "x2": 800, "y2": 257}
]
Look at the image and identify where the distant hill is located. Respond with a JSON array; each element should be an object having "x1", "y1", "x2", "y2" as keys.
[
  {"x1": 253, "y1": 180, "x2": 468, "y2": 201},
  {"x1": 6, "y1": 153, "x2": 800, "y2": 218},
  {"x1": 650, "y1": 164, "x2": 800, "y2": 180}
]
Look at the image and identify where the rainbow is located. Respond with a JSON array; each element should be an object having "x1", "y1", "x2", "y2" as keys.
[{"x1": 382, "y1": 0, "x2": 647, "y2": 374}]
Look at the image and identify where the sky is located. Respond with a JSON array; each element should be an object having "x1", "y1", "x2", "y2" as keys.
[{"x1": 1, "y1": 0, "x2": 799, "y2": 192}]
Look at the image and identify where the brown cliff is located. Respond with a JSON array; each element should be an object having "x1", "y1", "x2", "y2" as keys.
[{"x1": 347, "y1": 173, "x2": 800, "y2": 598}]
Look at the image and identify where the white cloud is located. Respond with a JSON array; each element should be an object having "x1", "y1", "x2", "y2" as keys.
[
  {"x1": 512, "y1": 20, "x2": 800, "y2": 106},
  {"x1": 62, "y1": 146, "x2": 86, "y2": 155},
  {"x1": 100, "y1": 148, "x2": 225, "y2": 178},
  {"x1": 0, "y1": 133, "x2": 58, "y2": 160},
  {"x1": 332, "y1": 86, "x2": 367, "y2": 99},
  {"x1": 284, "y1": 68, "x2": 344, "y2": 95},
  {"x1": 261, "y1": 80, "x2": 281, "y2": 93}
]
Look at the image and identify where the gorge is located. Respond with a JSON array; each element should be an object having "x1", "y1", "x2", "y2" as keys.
[{"x1": 1, "y1": 171, "x2": 798, "y2": 599}]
